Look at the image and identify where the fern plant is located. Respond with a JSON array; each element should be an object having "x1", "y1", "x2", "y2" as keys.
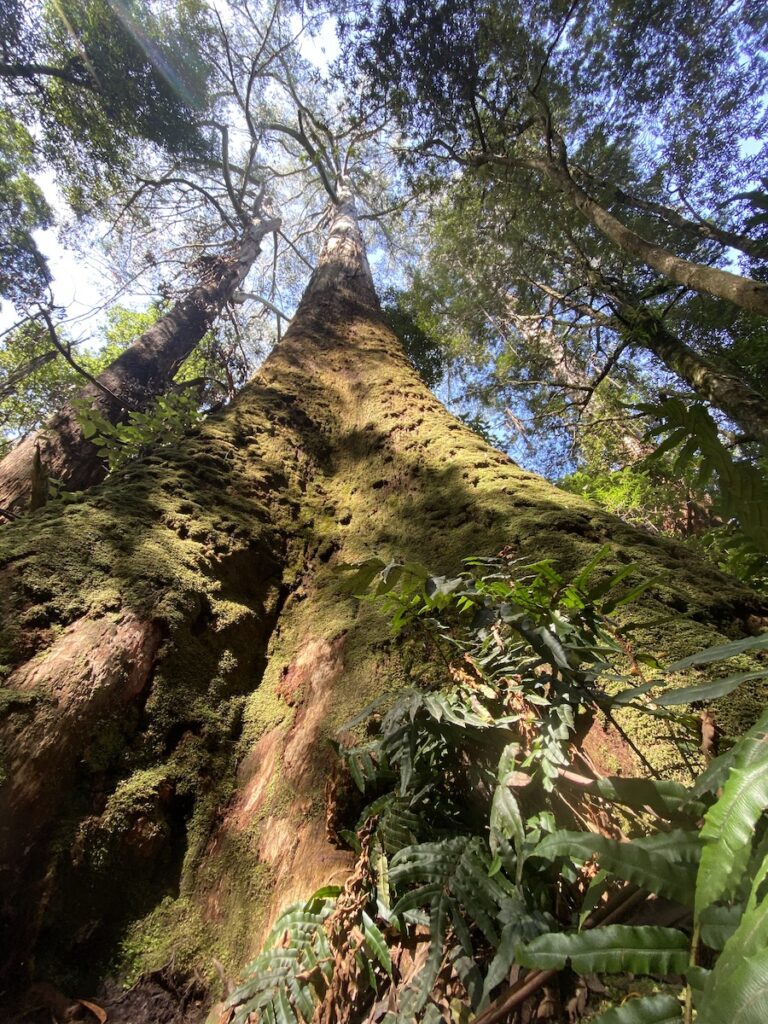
[
  {"x1": 73, "y1": 389, "x2": 201, "y2": 471},
  {"x1": 228, "y1": 552, "x2": 768, "y2": 1023},
  {"x1": 636, "y1": 396, "x2": 768, "y2": 588},
  {"x1": 520, "y1": 705, "x2": 768, "y2": 1023},
  {"x1": 227, "y1": 892, "x2": 337, "y2": 1023}
]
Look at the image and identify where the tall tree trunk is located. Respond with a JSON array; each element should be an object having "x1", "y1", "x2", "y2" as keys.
[
  {"x1": 573, "y1": 168, "x2": 764, "y2": 259},
  {"x1": 611, "y1": 295, "x2": 768, "y2": 445},
  {"x1": 0, "y1": 215, "x2": 279, "y2": 515},
  {"x1": 535, "y1": 157, "x2": 768, "y2": 318},
  {"x1": 0, "y1": 197, "x2": 765, "y2": 1019},
  {"x1": 481, "y1": 152, "x2": 768, "y2": 317}
]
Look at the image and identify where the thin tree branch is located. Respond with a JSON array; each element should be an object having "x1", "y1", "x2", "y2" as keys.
[
  {"x1": 37, "y1": 307, "x2": 137, "y2": 411},
  {"x1": 0, "y1": 61, "x2": 96, "y2": 89}
]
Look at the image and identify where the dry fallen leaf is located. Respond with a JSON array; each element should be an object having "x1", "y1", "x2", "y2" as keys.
[
  {"x1": 78, "y1": 999, "x2": 107, "y2": 1023},
  {"x1": 700, "y1": 709, "x2": 719, "y2": 758},
  {"x1": 505, "y1": 770, "x2": 533, "y2": 788}
]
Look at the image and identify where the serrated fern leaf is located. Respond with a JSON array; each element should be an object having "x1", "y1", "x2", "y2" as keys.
[
  {"x1": 390, "y1": 836, "x2": 509, "y2": 945},
  {"x1": 582, "y1": 775, "x2": 705, "y2": 823},
  {"x1": 696, "y1": 718, "x2": 768, "y2": 915},
  {"x1": 698, "y1": 949, "x2": 768, "y2": 1024},
  {"x1": 693, "y1": 709, "x2": 768, "y2": 797},
  {"x1": 362, "y1": 911, "x2": 392, "y2": 977},
  {"x1": 228, "y1": 894, "x2": 336, "y2": 1022},
  {"x1": 273, "y1": 987, "x2": 296, "y2": 1024},
  {"x1": 371, "y1": 794, "x2": 422, "y2": 854},
  {"x1": 397, "y1": 896, "x2": 447, "y2": 1020},
  {"x1": 533, "y1": 829, "x2": 699, "y2": 904},
  {"x1": 698, "y1": 850, "x2": 768, "y2": 1017}
]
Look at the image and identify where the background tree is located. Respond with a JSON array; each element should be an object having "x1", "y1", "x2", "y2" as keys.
[
  {"x1": 345, "y1": 0, "x2": 768, "y2": 411},
  {"x1": 0, "y1": 0, "x2": 216, "y2": 307}
]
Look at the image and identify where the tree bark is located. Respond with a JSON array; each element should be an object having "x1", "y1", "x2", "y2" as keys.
[
  {"x1": 573, "y1": 169, "x2": 765, "y2": 259},
  {"x1": 477, "y1": 151, "x2": 768, "y2": 317},
  {"x1": 611, "y1": 295, "x2": 768, "y2": 445},
  {"x1": 0, "y1": 215, "x2": 279, "y2": 514},
  {"x1": 0, "y1": 61, "x2": 97, "y2": 89},
  {"x1": 538, "y1": 158, "x2": 768, "y2": 318},
  {"x1": 0, "y1": 197, "x2": 765, "y2": 1016}
]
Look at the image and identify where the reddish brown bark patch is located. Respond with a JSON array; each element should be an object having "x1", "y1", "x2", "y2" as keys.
[
  {"x1": 199, "y1": 633, "x2": 354, "y2": 955},
  {"x1": 583, "y1": 715, "x2": 641, "y2": 777},
  {"x1": 258, "y1": 815, "x2": 353, "y2": 925},
  {"x1": 0, "y1": 612, "x2": 162, "y2": 865},
  {"x1": 227, "y1": 727, "x2": 284, "y2": 833},
  {"x1": 282, "y1": 633, "x2": 347, "y2": 786},
  {"x1": 208, "y1": 633, "x2": 348, "y2": 853}
]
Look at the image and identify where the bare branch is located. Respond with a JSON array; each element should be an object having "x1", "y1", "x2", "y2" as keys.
[{"x1": 36, "y1": 307, "x2": 137, "y2": 411}]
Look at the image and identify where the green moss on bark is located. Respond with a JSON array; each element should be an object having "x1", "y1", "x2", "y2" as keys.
[{"x1": 0, "y1": 290, "x2": 764, "y2": 1004}]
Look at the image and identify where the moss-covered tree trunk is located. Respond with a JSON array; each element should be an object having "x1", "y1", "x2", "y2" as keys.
[
  {"x1": 0, "y1": 197, "x2": 765, "y2": 1020},
  {"x1": 0, "y1": 215, "x2": 279, "y2": 516}
]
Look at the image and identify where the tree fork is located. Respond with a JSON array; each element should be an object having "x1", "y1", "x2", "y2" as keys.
[{"x1": 0, "y1": 215, "x2": 279, "y2": 515}]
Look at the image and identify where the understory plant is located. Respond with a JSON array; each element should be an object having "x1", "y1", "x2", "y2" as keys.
[
  {"x1": 639, "y1": 397, "x2": 768, "y2": 584},
  {"x1": 228, "y1": 552, "x2": 768, "y2": 1023},
  {"x1": 73, "y1": 389, "x2": 202, "y2": 471}
]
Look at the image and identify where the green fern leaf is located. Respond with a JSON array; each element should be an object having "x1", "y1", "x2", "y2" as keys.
[
  {"x1": 655, "y1": 670, "x2": 768, "y2": 706},
  {"x1": 699, "y1": 903, "x2": 743, "y2": 951},
  {"x1": 516, "y1": 925, "x2": 689, "y2": 974},
  {"x1": 397, "y1": 897, "x2": 448, "y2": 1018},
  {"x1": 273, "y1": 986, "x2": 296, "y2": 1024},
  {"x1": 390, "y1": 836, "x2": 510, "y2": 949},
  {"x1": 227, "y1": 893, "x2": 336, "y2": 1022},
  {"x1": 533, "y1": 830, "x2": 699, "y2": 904},
  {"x1": 448, "y1": 942, "x2": 484, "y2": 1009},
  {"x1": 695, "y1": 716, "x2": 768, "y2": 916},
  {"x1": 580, "y1": 776, "x2": 705, "y2": 823},
  {"x1": 491, "y1": 743, "x2": 526, "y2": 877},
  {"x1": 698, "y1": 849, "x2": 768, "y2": 1018},
  {"x1": 588, "y1": 994, "x2": 682, "y2": 1023},
  {"x1": 480, "y1": 923, "x2": 522, "y2": 1007},
  {"x1": 693, "y1": 712, "x2": 768, "y2": 797},
  {"x1": 287, "y1": 972, "x2": 316, "y2": 1021},
  {"x1": 373, "y1": 795, "x2": 421, "y2": 854},
  {"x1": 362, "y1": 911, "x2": 392, "y2": 977},
  {"x1": 666, "y1": 632, "x2": 768, "y2": 671},
  {"x1": 697, "y1": 950, "x2": 768, "y2": 1024}
]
